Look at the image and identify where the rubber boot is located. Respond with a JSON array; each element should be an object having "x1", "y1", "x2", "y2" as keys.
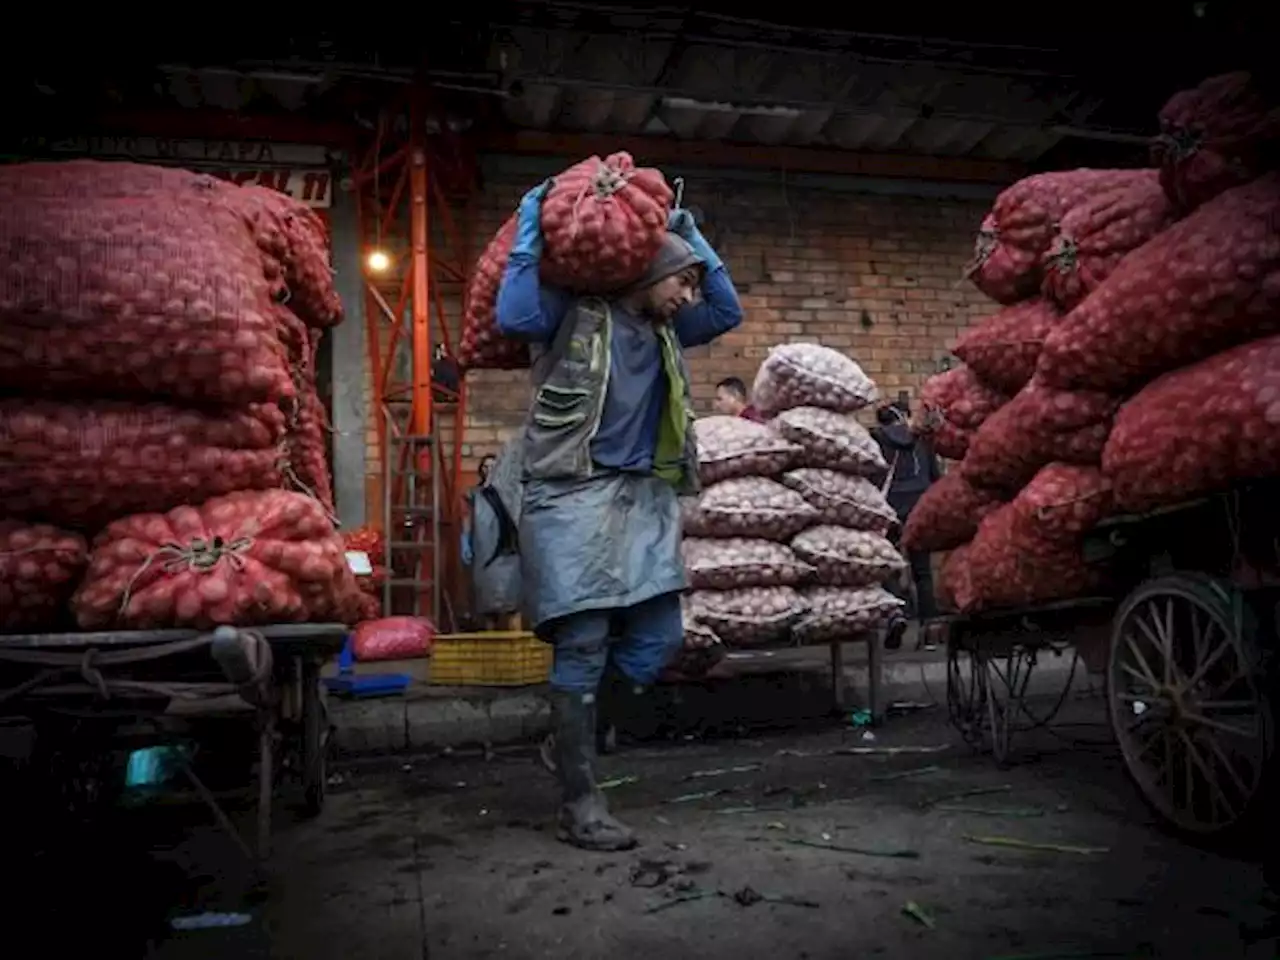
[
  {"x1": 550, "y1": 689, "x2": 637, "y2": 852},
  {"x1": 539, "y1": 678, "x2": 616, "y2": 775}
]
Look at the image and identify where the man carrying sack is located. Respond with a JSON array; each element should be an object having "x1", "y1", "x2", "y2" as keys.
[{"x1": 495, "y1": 180, "x2": 742, "y2": 851}]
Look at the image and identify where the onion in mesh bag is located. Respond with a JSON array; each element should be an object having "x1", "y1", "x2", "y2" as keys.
[
  {"x1": 793, "y1": 586, "x2": 904, "y2": 644},
  {"x1": 695, "y1": 415, "x2": 800, "y2": 485},
  {"x1": 682, "y1": 537, "x2": 815, "y2": 590},
  {"x1": 791, "y1": 525, "x2": 906, "y2": 587},
  {"x1": 686, "y1": 586, "x2": 807, "y2": 647},
  {"x1": 0, "y1": 520, "x2": 88, "y2": 631},
  {"x1": 771, "y1": 407, "x2": 887, "y2": 477},
  {"x1": 952, "y1": 300, "x2": 1060, "y2": 395},
  {"x1": 680, "y1": 477, "x2": 818, "y2": 541},
  {"x1": 752, "y1": 343, "x2": 879, "y2": 417},
  {"x1": 901, "y1": 472, "x2": 1005, "y2": 554},
  {"x1": 780, "y1": 468, "x2": 898, "y2": 534}
]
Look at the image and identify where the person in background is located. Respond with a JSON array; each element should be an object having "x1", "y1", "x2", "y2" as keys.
[
  {"x1": 495, "y1": 180, "x2": 743, "y2": 852},
  {"x1": 713, "y1": 376, "x2": 764, "y2": 421},
  {"x1": 871, "y1": 399, "x2": 942, "y2": 650},
  {"x1": 459, "y1": 454, "x2": 493, "y2": 570}
]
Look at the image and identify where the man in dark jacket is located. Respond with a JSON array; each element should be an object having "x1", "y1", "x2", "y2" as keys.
[{"x1": 871, "y1": 401, "x2": 942, "y2": 649}]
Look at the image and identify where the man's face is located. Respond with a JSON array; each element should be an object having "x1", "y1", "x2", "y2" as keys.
[
  {"x1": 643, "y1": 268, "x2": 700, "y2": 321},
  {"x1": 714, "y1": 387, "x2": 744, "y2": 416}
]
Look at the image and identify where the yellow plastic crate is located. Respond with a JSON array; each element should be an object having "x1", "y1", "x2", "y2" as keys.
[{"x1": 428, "y1": 631, "x2": 552, "y2": 687}]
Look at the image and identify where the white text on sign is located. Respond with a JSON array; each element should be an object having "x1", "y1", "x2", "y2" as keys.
[{"x1": 206, "y1": 168, "x2": 333, "y2": 208}]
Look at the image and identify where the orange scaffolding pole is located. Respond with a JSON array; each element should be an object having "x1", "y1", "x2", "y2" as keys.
[
  {"x1": 353, "y1": 85, "x2": 478, "y2": 626},
  {"x1": 408, "y1": 96, "x2": 432, "y2": 437}
]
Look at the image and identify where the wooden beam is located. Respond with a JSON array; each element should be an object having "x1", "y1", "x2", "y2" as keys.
[{"x1": 476, "y1": 129, "x2": 1026, "y2": 185}]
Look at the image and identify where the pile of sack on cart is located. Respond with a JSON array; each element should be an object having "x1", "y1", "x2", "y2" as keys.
[
  {"x1": 674, "y1": 344, "x2": 908, "y2": 672},
  {"x1": 903, "y1": 70, "x2": 1280, "y2": 613},
  {"x1": 0, "y1": 160, "x2": 366, "y2": 634}
]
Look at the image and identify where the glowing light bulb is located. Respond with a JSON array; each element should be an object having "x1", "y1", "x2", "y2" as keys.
[{"x1": 366, "y1": 249, "x2": 391, "y2": 273}]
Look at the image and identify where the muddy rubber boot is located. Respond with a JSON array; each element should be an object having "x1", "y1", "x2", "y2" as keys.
[{"x1": 551, "y1": 690, "x2": 637, "y2": 852}]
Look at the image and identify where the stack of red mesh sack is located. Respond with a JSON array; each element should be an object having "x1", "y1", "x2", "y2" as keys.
[
  {"x1": 906, "y1": 71, "x2": 1280, "y2": 614},
  {"x1": 458, "y1": 152, "x2": 675, "y2": 369},
  {"x1": 0, "y1": 160, "x2": 361, "y2": 632}
]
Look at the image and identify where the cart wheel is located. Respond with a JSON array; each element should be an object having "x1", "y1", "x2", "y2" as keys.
[
  {"x1": 301, "y1": 660, "x2": 327, "y2": 817},
  {"x1": 1108, "y1": 574, "x2": 1273, "y2": 838}
]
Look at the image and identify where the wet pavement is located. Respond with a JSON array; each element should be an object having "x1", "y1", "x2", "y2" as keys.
[{"x1": 137, "y1": 687, "x2": 1278, "y2": 959}]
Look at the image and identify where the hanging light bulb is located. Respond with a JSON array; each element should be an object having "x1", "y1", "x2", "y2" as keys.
[{"x1": 366, "y1": 249, "x2": 391, "y2": 273}]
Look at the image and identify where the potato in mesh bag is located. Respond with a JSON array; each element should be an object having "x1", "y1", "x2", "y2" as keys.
[
  {"x1": 680, "y1": 477, "x2": 818, "y2": 541},
  {"x1": 794, "y1": 586, "x2": 905, "y2": 643},
  {"x1": 682, "y1": 597, "x2": 723, "y2": 650},
  {"x1": 695, "y1": 414, "x2": 801, "y2": 485},
  {"x1": 682, "y1": 537, "x2": 815, "y2": 590},
  {"x1": 781, "y1": 468, "x2": 898, "y2": 534},
  {"x1": 752, "y1": 343, "x2": 879, "y2": 417},
  {"x1": 790, "y1": 525, "x2": 907, "y2": 587},
  {"x1": 686, "y1": 586, "x2": 807, "y2": 647},
  {"x1": 771, "y1": 407, "x2": 888, "y2": 477}
]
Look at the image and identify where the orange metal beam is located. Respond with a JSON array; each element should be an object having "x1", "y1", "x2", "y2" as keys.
[
  {"x1": 408, "y1": 100, "x2": 433, "y2": 437},
  {"x1": 477, "y1": 129, "x2": 1026, "y2": 186}
]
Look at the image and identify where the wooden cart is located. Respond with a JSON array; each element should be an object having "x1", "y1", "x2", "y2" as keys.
[
  {"x1": 939, "y1": 477, "x2": 1280, "y2": 838},
  {"x1": 0, "y1": 623, "x2": 347, "y2": 862}
]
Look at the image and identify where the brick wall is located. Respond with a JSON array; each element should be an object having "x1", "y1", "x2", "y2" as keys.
[{"x1": 362, "y1": 162, "x2": 998, "y2": 508}]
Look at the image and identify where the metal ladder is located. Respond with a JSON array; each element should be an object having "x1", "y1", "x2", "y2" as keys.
[{"x1": 382, "y1": 412, "x2": 441, "y2": 623}]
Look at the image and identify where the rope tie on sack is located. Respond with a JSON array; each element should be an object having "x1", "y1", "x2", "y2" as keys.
[
  {"x1": 568, "y1": 160, "x2": 635, "y2": 241},
  {"x1": 278, "y1": 447, "x2": 340, "y2": 527},
  {"x1": 1043, "y1": 234, "x2": 1080, "y2": 274},
  {"x1": 960, "y1": 227, "x2": 1000, "y2": 283},
  {"x1": 117, "y1": 536, "x2": 255, "y2": 618},
  {"x1": 1154, "y1": 127, "x2": 1202, "y2": 162},
  {"x1": 1033, "y1": 488, "x2": 1111, "y2": 523}
]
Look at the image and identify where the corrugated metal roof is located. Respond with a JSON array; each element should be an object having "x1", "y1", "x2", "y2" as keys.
[
  {"x1": 9, "y1": 8, "x2": 1233, "y2": 167},
  {"x1": 491, "y1": 17, "x2": 1131, "y2": 163}
]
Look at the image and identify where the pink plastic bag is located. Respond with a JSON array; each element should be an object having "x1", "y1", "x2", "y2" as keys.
[{"x1": 352, "y1": 617, "x2": 436, "y2": 661}]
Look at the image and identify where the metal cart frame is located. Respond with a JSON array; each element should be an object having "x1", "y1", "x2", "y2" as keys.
[{"x1": 0, "y1": 623, "x2": 347, "y2": 863}]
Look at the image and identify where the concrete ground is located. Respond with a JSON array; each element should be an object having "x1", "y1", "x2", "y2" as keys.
[
  {"x1": 142, "y1": 687, "x2": 1278, "y2": 960},
  {"x1": 327, "y1": 635, "x2": 1085, "y2": 754}
]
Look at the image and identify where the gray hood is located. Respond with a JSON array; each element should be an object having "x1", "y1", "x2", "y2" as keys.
[{"x1": 618, "y1": 231, "x2": 706, "y2": 297}]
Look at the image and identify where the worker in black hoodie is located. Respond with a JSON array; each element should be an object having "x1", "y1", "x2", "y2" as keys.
[{"x1": 871, "y1": 400, "x2": 942, "y2": 649}]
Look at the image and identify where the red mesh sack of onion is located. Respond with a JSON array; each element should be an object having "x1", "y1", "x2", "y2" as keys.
[{"x1": 73, "y1": 490, "x2": 360, "y2": 630}]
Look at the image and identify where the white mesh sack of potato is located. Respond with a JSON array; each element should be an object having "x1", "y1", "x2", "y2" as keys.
[
  {"x1": 771, "y1": 407, "x2": 888, "y2": 477},
  {"x1": 695, "y1": 414, "x2": 801, "y2": 485},
  {"x1": 680, "y1": 477, "x2": 819, "y2": 541},
  {"x1": 791, "y1": 525, "x2": 907, "y2": 587},
  {"x1": 793, "y1": 585, "x2": 905, "y2": 644},
  {"x1": 682, "y1": 537, "x2": 815, "y2": 590},
  {"x1": 781, "y1": 468, "x2": 899, "y2": 534},
  {"x1": 686, "y1": 586, "x2": 808, "y2": 647},
  {"x1": 751, "y1": 342, "x2": 880, "y2": 417}
]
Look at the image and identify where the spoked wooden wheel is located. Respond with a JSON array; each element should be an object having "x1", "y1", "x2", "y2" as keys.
[{"x1": 1108, "y1": 575, "x2": 1273, "y2": 837}]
